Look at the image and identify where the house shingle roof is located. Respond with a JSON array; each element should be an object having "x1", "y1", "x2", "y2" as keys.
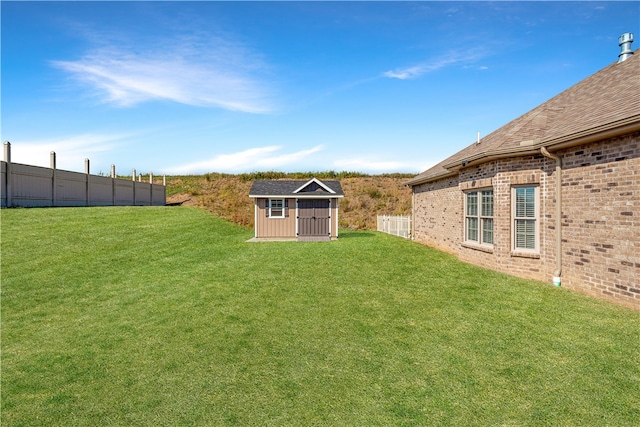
[
  {"x1": 406, "y1": 50, "x2": 640, "y2": 186},
  {"x1": 249, "y1": 179, "x2": 344, "y2": 197}
]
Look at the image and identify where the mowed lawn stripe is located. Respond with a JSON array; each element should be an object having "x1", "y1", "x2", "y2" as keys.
[{"x1": 2, "y1": 206, "x2": 638, "y2": 426}]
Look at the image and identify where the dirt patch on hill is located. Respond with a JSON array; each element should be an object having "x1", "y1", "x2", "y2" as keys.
[{"x1": 166, "y1": 193, "x2": 198, "y2": 207}]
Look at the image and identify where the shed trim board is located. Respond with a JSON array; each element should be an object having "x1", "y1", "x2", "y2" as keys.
[{"x1": 293, "y1": 177, "x2": 336, "y2": 194}]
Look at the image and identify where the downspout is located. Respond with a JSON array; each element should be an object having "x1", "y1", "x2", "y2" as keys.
[
  {"x1": 541, "y1": 147, "x2": 562, "y2": 286},
  {"x1": 410, "y1": 186, "x2": 415, "y2": 240}
]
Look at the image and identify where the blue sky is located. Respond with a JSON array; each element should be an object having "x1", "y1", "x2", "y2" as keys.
[{"x1": 2, "y1": 1, "x2": 638, "y2": 175}]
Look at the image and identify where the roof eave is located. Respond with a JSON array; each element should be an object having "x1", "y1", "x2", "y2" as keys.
[
  {"x1": 403, "y1": 170, "x2": 459, "y2": 187},
  {"x1": 406, "y1": 116, "x2": 640, "y2": 187},
  {"x1": 541, "y1": 115, "x2": 640, "y2": 152}
]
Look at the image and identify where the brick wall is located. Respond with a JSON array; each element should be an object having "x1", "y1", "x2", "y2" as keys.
[
  {"x1": 412, "y1": 131, "x2": 639, "y2": 309},
  {"x1": 455, "y1": 156, "x2": 554, "y2": 281},
  {"x1": 412, "y1": 176, "x2": 460, "y2": 254},
  {"x1": 558, "y1": 132, "x2": 639, "y2": 308}
]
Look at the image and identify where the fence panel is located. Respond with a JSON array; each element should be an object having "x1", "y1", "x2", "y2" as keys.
[
  {"x1": 57, "y1": 169, "x2": 87, "y2": 206},
  {"x1": 1, "y1": 158, "x2": 166, "y2": 208},
  {"x1": 377, "y1": 215, "x2": 412, "y2": 239},
  {"x1": 114, "y1": 180, "x2": 134, "y2": 206},
  {"x1": 152, "y1": 184, "x2": 166, "y2": 206},
  {"x1": 135, "y1": 182, "x2": 152, "y2": 206},
  {"x1": 11, "y1": 164, "x2": 53, "y2": 207},
  {"x1": 1, "y1": 161, "x2": 6, "y2": 207},
  {"x1": 89, "y1": 175, "x2": 115, "y2": 206}
]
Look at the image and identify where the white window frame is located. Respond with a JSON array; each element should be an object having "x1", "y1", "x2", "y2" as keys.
[
  {"x1": 511, "y1": 186, "x2": 540, "y2": 253},
  {"x1": 464, "y1": 189, "x2": 494, "y2": 247},
  {"x1": 268, "y1": 199, "x2": 285, "y2": 218}
]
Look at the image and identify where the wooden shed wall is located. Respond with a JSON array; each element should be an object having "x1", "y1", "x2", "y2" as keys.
[
  {"x1": 254, "y1": 198, "x2": 297, "y2": 238},
  {"x1": 254, "y1": 197, "x2": 340, "y2": 239}
]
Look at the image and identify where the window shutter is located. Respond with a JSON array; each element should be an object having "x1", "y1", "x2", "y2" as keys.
[
  {"x1": 265, "y1": 199, "x2": 269, "y2": 217},
  {"x1": 284, "y1": 199, "x2": 289, "y2": 217}
]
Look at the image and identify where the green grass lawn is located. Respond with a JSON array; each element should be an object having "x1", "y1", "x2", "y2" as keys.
[{"x1": 2, "y1": 207, "x2": 639, "y2": 426}]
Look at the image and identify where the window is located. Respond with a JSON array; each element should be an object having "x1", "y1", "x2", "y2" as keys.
[
  {"x1": 513, "y1": 186, "x2": 538, "y2": 251},
  {"x1": 268, "y1": 199, "x2": 285, "y2": 218},
  {"x1": 465, "y1": 189, "x2": 493, "y2": 246}
]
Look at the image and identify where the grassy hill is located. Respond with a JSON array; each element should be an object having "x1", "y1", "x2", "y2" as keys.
[{"x1": 164, "y1": 172, "x2": 414, "y2": 230}]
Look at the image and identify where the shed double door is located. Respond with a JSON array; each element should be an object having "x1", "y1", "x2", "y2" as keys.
[{"x1": 297, "y1": 199, "x2": 330, "y2": 239}]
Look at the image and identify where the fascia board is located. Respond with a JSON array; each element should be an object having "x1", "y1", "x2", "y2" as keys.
[
  {"x1": 295, "y1": 194, "x2": 343, "y2": 198},
  {"x1": 403, "y1": 171, "x2": 458, "y2": 187},
  {"x1": 249, "y1": 194, "x2": 343, "y2": 198}
]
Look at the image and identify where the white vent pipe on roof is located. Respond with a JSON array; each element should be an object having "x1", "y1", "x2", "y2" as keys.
[{"x1": 618, "y1": 32, "x2": 634, "y2": 63}]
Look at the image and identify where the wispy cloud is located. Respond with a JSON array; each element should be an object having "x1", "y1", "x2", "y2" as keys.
[
  {"x1": 383, "y1": 48, "x2": 491, "y2": 80},
  {"x1": 165, "y1": 145, "x2": 324, "y2": 174},
  {"x1": 8, "y1": 133, "x2": 129, "y2": 172},
  {"x1": 51, "y1": 33, "x2": 276, "y2": 113}
]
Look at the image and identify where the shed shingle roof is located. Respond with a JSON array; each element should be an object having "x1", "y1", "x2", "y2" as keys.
[
  {"x1": 406, "y1": 50, "x2": 640, "y2": 186},
  {"x1": 249, "y1": 179, "x2": 344, "y2": 197}
]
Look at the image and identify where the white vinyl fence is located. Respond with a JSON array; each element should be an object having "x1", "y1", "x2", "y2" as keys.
[
  {"x1": 377, "y1": 215, "x2": 412, "y2": 239},
  {"x1": 1, "y1": 142, "x2": 166, "y2": 208}
]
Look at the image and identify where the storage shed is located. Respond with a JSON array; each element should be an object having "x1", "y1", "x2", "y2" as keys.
[{"x1": 249, "y1": 178, "x2": 344, "y2": 241}]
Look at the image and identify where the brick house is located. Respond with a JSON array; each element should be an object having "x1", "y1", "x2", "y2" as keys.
[{"x1": 406, "y1": 45, "x2": 639, "y2": 309}]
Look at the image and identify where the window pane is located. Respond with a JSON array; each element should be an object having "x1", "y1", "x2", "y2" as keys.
[
  {"x1": 481, "y1": 190, "x2": 493, "y2": 217},
  {"x1": 515, "y1": 188, "x2": 525, "y2": 217},
  {"x1": 525, "y1": 188, "x2": 534, "y2": 217},
  {"x1": 270, "y1": 199, "x2": 284, "y2": 217},
  {"x1": 466, "y1": 193, "x2": 477, "y2": 216},
  {"x1": 515, "y1": 187, "x2": 535, "y2": 218},
  {"x1": 515, "y1": 219, "x2": 536, "y2": 249},
  {"x1": 467, "y1": 217, "x2": 478, "y2": 242},
  {"x1": 482, "y1": 218, "x2": 493, "y2": 244}
]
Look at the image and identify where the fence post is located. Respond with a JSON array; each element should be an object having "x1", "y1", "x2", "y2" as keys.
[
  {"x1": 4, "y1": 141, "x2": 11, "y2": 207},
  {"x1": 50, "y1": 151, "x2": 57, "y2": 206},
  {"x1": 111, "y1": 164, "x2": 116, "y2": 206},
  {"x1": 132, "y1": 168, "x2": 136, "y2": 206},
  {"x1": 85, "y1": 158, "x2": 90, "y2": 206},
  {"x1": 149, "y1": 172, "x2": 154, "y2": 206}
]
